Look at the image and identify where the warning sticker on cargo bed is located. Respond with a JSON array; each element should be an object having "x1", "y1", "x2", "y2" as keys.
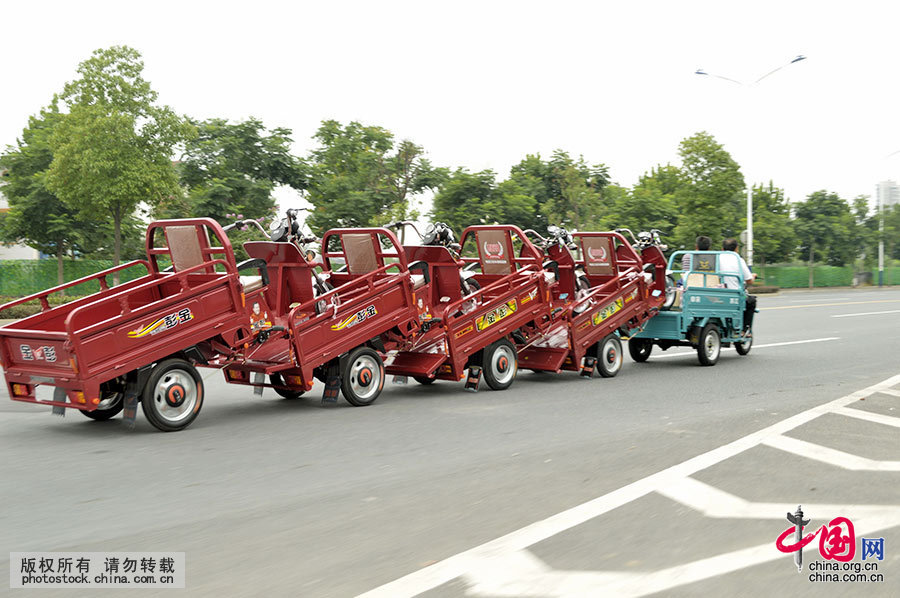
[
  {"x1": 591, "y1": 298, "x2": 623, "y2": 326},
  {"x1": 128, "y1": 308, "x2": 194, "y2": 339},
  {"x1": 475, "y1": 299, "x2": 518, "y2": 332}
]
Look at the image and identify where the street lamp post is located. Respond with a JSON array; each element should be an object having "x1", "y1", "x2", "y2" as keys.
[{"x1": 694, "y1": 55, "x2": 807, "y2": 269}]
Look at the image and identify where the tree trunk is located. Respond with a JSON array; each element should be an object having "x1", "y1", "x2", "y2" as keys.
[
  {"x1": 57, "y1": 245, "x2": 65, "y2": 297},
  {"x1": 808, "y1": 242, "x2": 814, "y2": 289},
  {"x1": 113, "y1": 206, "x2": 122, "y2": 286}
]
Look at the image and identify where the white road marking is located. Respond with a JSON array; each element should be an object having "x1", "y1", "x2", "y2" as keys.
[
  {"x1": 762, "y1": 435, "x2": 900, "y2": 471},
  {"x1": 833, "y1": 406, "x2": 900, "y2": 428},
  {"x1": 878, "y1": 388, "x2": 900, "y2": 398},
  {"x1": 657, "y1": 476, "x2": 900, "y2": 521},
  {"x1": 649, "y1": 337, "x2": 839, "y2": 359},
  {"x1": 832, "y1": 309, "x2": 900, "y2": 318},
  {"x1": 358, "y1": 373, "x2": 900, "y2": 598}
]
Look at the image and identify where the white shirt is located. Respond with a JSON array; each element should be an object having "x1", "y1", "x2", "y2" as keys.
[{"x1": 718, "y1": 251, "x2": 752, "y2": 290}]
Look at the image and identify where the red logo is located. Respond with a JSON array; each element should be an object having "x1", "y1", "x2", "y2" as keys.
[
  {"x1": 483, "y1": 241, "x2": 504, "y2": 259},
  {"x1": 588, "y1": 246, "x2": 608, "y2": 262},
  {"x1": 776, "y1": 506, "x2": 856, "y2": 570}
]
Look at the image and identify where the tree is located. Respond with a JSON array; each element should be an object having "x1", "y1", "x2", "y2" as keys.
[
  {"x1": 794, "y1": 190, "x2": 859, "y2": 287},
  {"x1": 605, "y1": 165, "x2": 680, "y2": 241},
  {"x1": 170, "y1": 118, "x2": 308, "y2": 223},
  {"x1": 749, "y1": 183, "x2": 794, "y2": 266},
  {"x1": 47, "y1": 46, "x2": 193, "y2": 273},
  {"x1": 304, "y1": 120, "x2": 445, "y2": 233},
  {"x1": 0, "y1": 104, "x2": 86, "y2": 287},
  {"x1": 673, "y1": 132, "x2": 745, "y2": 249},
  {"x1": 431, "y1": 169, "x2": 501, "y2": 233},
  {"x1": 509, "y1": 151, "x2": 610, "y2": 231}
]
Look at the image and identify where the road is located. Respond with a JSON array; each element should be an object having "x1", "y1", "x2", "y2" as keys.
[{"x1": 1, "y1": 287, "x2": 898, "y2": 597}]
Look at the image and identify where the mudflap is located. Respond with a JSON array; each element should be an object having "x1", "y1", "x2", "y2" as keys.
[
  {"x1": 52, "y1": 387, "x2": 67, "y2": 417},
  {"x1": 322, "y1": 363, "x2": 341, "y2": 405},
  {"x1": 253, "y1": 372, "x2": 265, "y2": 396},
  {"x1": 392, "y1": 375, "x2": 409, "y2": 385},
  {"x1": 123, "y1": 366, "x2": 152, "y2": 430},
  {"x1": 465, "y1": 366, "x2": 482, "y2": 392},
  {"x1": 580, "y1": 356, "x2": 597, "y2": 378}
]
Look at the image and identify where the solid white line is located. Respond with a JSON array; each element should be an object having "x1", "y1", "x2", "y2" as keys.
[
  {"x1": 833, "y1": 406, "x2": 900, "y2": 428},
  {"x1": 356, "y1": 373, "x2": 900, "y2": 598},
  {"x1": 762, "y1": 435, "x2": 900, "y2": 471},
  {"x1": 649, "y1": 336, "x2": 839, "y2": 359},
  {"x1": 877, "y1": 388, "x2": 900, "y2": 398},
  {"x1": 832, "y1": 309, "x2": 900, "y2": 318}
]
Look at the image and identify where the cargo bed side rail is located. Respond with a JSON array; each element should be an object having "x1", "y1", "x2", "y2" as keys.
[{"x1": 0, "y1": 260, "x2": 151, "y2": 316}]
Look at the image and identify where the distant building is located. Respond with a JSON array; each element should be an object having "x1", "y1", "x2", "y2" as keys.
[{"x1": 876, "y1": 180, "x2": 900, "y2": 211}]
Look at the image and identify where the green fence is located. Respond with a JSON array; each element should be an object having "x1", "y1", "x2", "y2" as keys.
[
  {"x1": 0, "y1": 259, "x2": 148, "y2": 296},
  {"x1": 759, "y1": 265, "x2": 900, "y2": 288}
]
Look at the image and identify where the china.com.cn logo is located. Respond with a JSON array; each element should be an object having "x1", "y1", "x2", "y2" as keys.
[{"x1": 775, "y1": 505, "x2": 885, "y2": 572}]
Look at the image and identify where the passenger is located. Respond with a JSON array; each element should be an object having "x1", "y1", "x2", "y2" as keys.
[
  {"x1": 719, "y1": 238, "x2": 757, "y2": 334},
  {"x1": 681, "y1": 235, "x2": 712, "y2": 285}
]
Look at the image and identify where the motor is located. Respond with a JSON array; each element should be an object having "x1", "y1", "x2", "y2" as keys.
[
  {"x1": 266, "y1": 208, "x2": 334, "y2": 300},
  {"x1": 615, "y1": 227, "x2": 675, "y2": 309},
  {"x1": 387, "y1": 220, "x2": 481, "y2": 297}
]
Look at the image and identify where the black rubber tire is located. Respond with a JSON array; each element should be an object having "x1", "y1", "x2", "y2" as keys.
[
  {"x1": 697, "y1": 323, "x2": 721, "y2": 366},
  {"x1": 735, "y1": 328, "x2": 752, "y2": 356},
  {"x1": 461, "y1": 277, "x2": 481, "y2": 296},
  {"x1": 79, "y1": 391, "x2": 124, "y2": 421},
  {"x1": 482, "y1": 338, "x2": 517, "y2": 391},
  {"x1": 413, "y1": 376, "x2": 435, "y2": 385},
  {"x1": 596, "y1": 334, "x2": 624, "y2": 378},
  {"x1": 141, "y1": 359, "x2": 204, "y2": 432},
  {"x1": 341, "y1": 347, "x2": 384, "y2": 406},
  {"x1": 269, "y1": 374, "x2": 305, "y2": 398},
  {"x1": 628, "y1": 338, "x2": 653, "y2": 362}
]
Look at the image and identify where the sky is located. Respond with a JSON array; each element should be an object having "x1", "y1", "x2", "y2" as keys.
[{"x1": 3, "y1": 0, "x2": 900, "y2": 216}]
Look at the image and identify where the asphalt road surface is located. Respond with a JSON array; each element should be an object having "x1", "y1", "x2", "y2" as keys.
[{"x1": 2, "y1": 287, "x2": 898, "y2": 597}]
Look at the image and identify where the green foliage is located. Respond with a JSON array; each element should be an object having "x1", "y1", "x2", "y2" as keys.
[
  {"x1": 673, "y1": 132, "x2": 745, "y2": 249},
  {"x1": 169, "y1": 118, "x2": 308, "y2": 223},
  {"x1": 794, "y1": 190, "x2": 860, "y2": 266},
  {"x1": 46, "y1": 46, "x2": 193, "y2": 266},
  {"x1": 509, "y1": 151, "x2": 610, "y2": 231},
  {"x1": 305, "y1": 120, "x2": 445, "y2": 233},
  {"x1": 0, "y1": 105, "x2": 82, "y2": 267},
  {"x1": 605, "y1": 166, "x2": 680, "y2": 241},
  {"x1": 750, "y1": 183, "x2": 794, "y2": 265}
]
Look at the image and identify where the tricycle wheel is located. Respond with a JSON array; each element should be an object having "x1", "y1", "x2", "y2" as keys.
[
  {"x1": 735, "y1": 328, "x2": 752, "y2": 356},
  {"x1": 697, "y1": 323, "x2": 721, "y2": 366},
  {"x1": 596, "y1": 334, "x2": 623, "y2": 378},
  {"x1": 141, "y1": 359, "x2": 204, "y2": 432},
  {"x1": 341, "y1": 347, "x2": 384, "y2": 406},
  {"x1": 628, "y1": 338, "x2": 653, "y2": 362},
  {"x1": 483, "y1": 338, "x2": 517, "y2": 390},
  {"x1": 413, "y1": 376, "x2": 435, "y2": 385},
  {"x1": 269, "y1": 374, "x2": 305, "y2": 398},
  {"x1": 80, "y1": 390, "x2": 124, "y2": 421}
]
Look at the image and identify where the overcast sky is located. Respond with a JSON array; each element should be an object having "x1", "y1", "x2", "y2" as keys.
[{"x1": 3, "y1": 0, "x2": 900, "y2": 215}]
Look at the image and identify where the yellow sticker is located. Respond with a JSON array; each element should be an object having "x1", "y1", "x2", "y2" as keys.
[
  {"x1": 475, "y1": 299, "x2": 518, "y2": 332},
  {"x1": 591, "y1": 298, "x2": 623, "y2": 326}
]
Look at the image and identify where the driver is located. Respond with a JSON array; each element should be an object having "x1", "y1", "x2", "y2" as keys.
[{"x1": 720, "y1": 238, "x2": 756, "y2": 334}]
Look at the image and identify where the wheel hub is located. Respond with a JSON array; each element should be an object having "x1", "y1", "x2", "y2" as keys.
[{"x1": 164, "y1": 383, "x2": 186, "y2": 407}]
